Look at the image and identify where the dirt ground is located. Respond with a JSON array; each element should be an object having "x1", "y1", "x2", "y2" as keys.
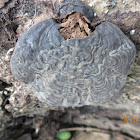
[{"x1": 0, "y1": 0, "x2": 140, "y2": 140}]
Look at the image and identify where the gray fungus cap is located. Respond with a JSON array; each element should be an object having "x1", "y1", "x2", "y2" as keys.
[{"x1": 10, "y1": 0, "x2": 136, "y2": 107}]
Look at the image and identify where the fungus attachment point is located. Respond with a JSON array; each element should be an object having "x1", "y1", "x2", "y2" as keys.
[{"x1": 57, "y1": 12, "x2": 95, "y2": 40}]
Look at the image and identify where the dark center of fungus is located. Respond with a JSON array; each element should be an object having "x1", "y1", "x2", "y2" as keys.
[{"x1": 55, "y1": 12, "x2": 95, "y2": 40}]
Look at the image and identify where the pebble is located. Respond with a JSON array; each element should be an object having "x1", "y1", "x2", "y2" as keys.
[
  {"x1": 105, "y1": 9, "x2": 109, "y2": 14},
  {"x1": 110, "y1": 1, "x2": 116, "y2": 6},
  {"x1": 94, "y1": 13, "x2": 97, "y2": 17},
  {"x1": 130, "y1": 29, "x2": 135, "y2": 35}
]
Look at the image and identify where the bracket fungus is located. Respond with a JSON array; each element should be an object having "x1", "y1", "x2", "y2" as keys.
[{"x1": 10, "y1": 0, "x2": 136, "y2": 107}]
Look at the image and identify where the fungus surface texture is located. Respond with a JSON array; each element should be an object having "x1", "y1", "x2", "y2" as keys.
[{"x1": 10, "y1": 0, "x2": 136, "y2": 107}]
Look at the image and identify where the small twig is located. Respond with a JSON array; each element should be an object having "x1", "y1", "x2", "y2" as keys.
[
  {"x1": 59, "y1": 127, "x2": 109, "y2": 134},
  {"x1": 91, "y1": 20, "x2": 105, "y2": 27},
  {"x1": 33, "y1": 3, "x2": 37, "y2": 18},
  {"x1": 49, "y1": 0, "x2": 57, "y2": 15}
]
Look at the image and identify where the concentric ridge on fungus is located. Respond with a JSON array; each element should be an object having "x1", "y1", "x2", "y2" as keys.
[{"x1": 10, "y1": 0, "x2": 136, "y2": 107}]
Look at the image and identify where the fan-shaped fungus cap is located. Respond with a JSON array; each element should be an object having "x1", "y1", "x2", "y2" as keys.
[{"x1": 10, "y1": 0, "x2": 136, "y2": 107}]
